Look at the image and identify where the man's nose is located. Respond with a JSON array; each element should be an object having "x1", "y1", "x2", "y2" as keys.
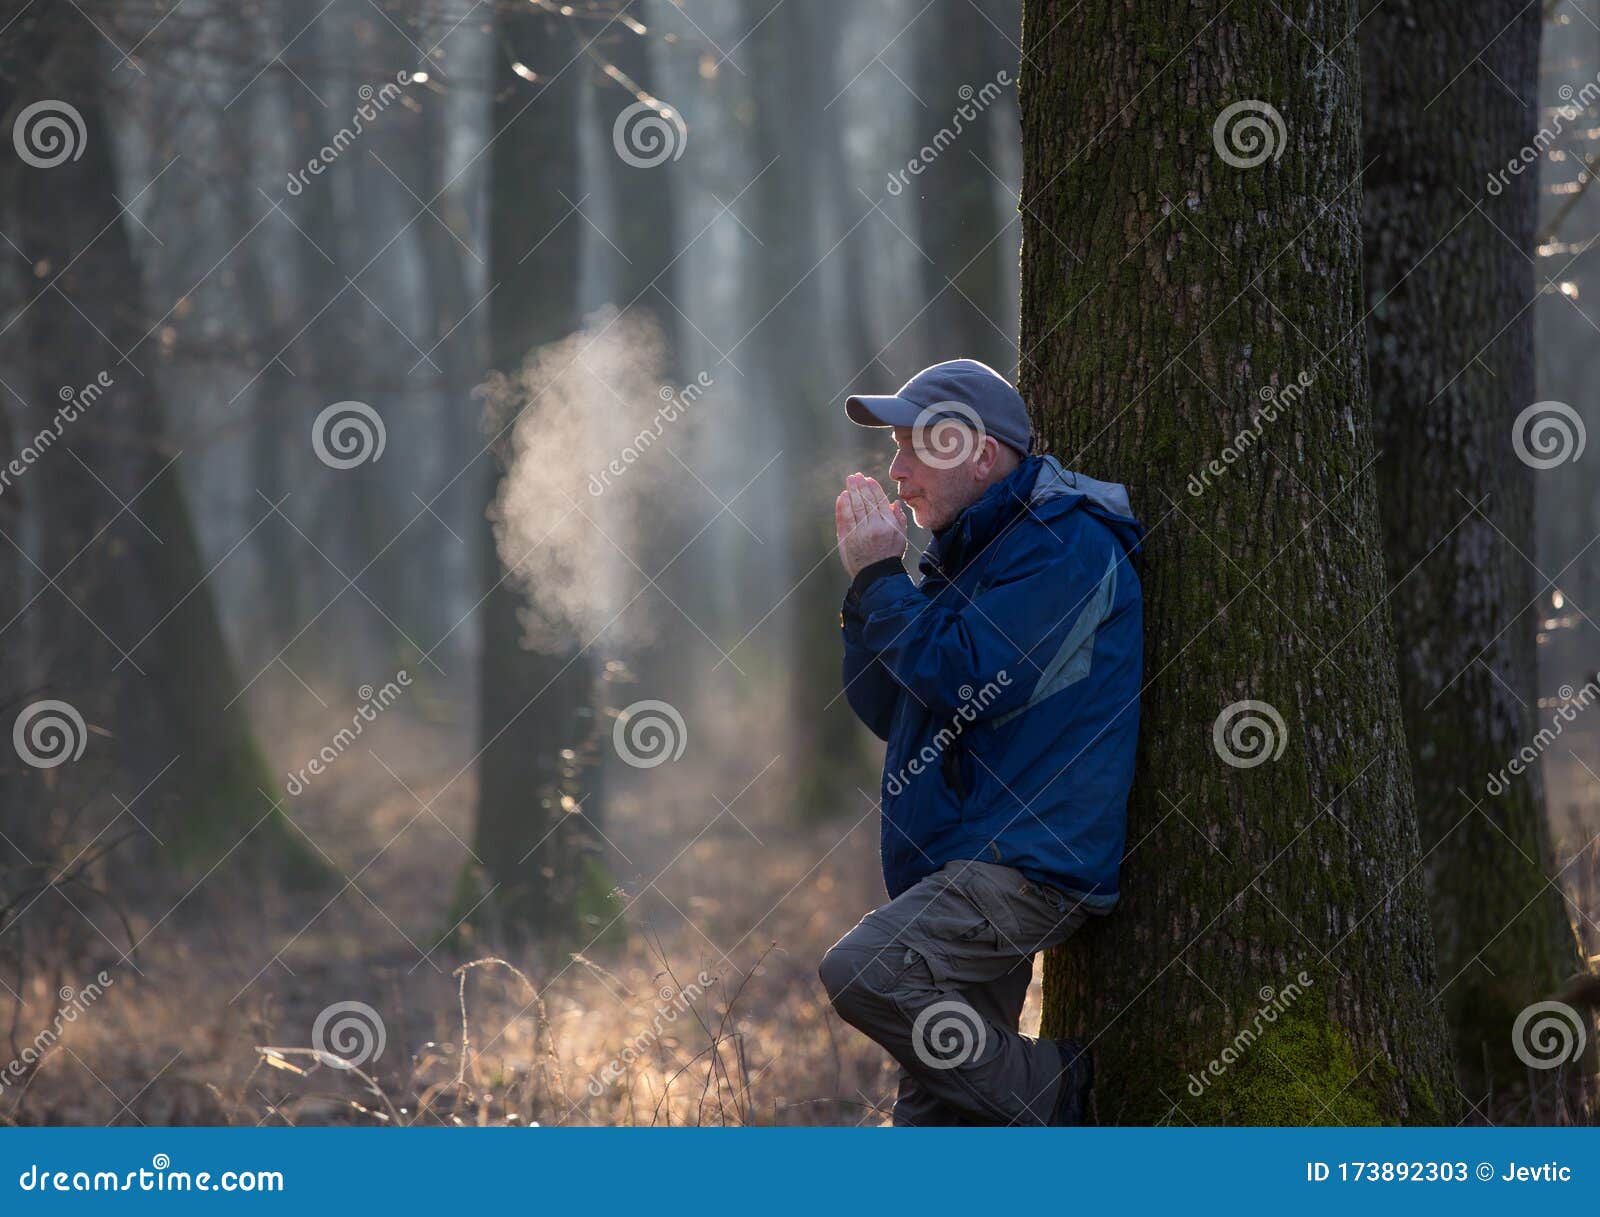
[{"x1": 888, "y1": 451, "x2": 911, "y2": 482}]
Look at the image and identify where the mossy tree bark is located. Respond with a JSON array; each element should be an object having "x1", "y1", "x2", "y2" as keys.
[
  {"x1": 1021, "y1": 0, "x2": 1460, "y2": 1123},
  {"x1": 1359, "y1": 0, "x2": 1587, "y2": 1093},
  {"x1": 473, "y1": 8, "x2": 604, "y2": 943}
]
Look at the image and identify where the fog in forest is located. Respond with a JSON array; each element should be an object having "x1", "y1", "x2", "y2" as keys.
[{"x1": 2, "y1": 0, "x2": 1598, "y2": 1128}]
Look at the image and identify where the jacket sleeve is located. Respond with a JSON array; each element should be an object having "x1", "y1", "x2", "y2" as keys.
[
  {"x1": 850, "y1": 518, "x2": 1118, "y2": 722},
  {"x1": 839, "y1": 558, "x2": 907, "y2": 741}
]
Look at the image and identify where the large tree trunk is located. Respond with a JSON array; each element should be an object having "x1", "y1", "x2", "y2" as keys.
[
  {"x1": 1, "y1": 7, "x2": 323, "y2": 884},
  {"x1": 1360, "y1": 1, "x2": 1587, "y2": 1093},
  {"x1": 1022, "y1": 0, "x2": 1460, "y2": 1123},
  {"x1": 472, "y1": 7, "x2": 603, "y2": 942}
]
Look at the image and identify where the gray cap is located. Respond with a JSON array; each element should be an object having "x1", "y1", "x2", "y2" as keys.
[{"x1": 845, "y1": 358, "x2": 1034, "y2": 456}]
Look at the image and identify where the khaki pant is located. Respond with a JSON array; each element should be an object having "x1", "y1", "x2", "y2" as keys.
[{"x1": 818, "y1": 858, "x2": 1091, "y2": 1126}]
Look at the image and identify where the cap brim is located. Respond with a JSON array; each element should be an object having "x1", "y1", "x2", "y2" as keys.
[{"x1": 845, "y1": 394, "x2": 922, "y2": 428}]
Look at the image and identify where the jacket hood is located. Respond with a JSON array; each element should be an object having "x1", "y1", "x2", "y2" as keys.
[
  {"x1": 1030, "y1": 455, "x2": 1144, "y2": 560},
  {"x1": 1031, "y1": 454, "x2": 1130, "y2": 516},
  {"x1": 920, "y1": 454, "x2": 1144, "y2": 579}
]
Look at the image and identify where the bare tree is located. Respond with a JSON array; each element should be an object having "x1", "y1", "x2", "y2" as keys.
[
  {"x1": 0, "y1": 3, "x2": 323, "y2": 884},
  {"x1": 1360, "y1": 0, "x2": 1588, "y2": 1093}
]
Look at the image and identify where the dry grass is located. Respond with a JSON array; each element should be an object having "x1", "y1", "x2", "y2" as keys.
[
  {"x1": 0, "y1": 686, "x2": 1052, "y2": 1127},
  {"x1": 10, "y1": 669, "x2": 1591, "y2": 1127}
]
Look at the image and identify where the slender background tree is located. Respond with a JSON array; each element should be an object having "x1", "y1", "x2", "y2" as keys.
[{"x1": 473, "y1": 5, "x2": 607, "y2": 943}]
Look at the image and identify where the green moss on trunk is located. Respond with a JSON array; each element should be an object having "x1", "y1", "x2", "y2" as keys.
[{"x1": 1185, "y1": 1002, "x2": 1423, "y2": 1125}]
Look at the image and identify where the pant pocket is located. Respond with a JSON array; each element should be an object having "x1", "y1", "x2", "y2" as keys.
[
  {"x1": 1024, "y1": 883, "x2": 1090, "y2": 949},
  {"x1": 898, "y1": 881, "x2": 997, "y2": 983},
  {"x1": 940, "y1": 861, "x2": 1027, "y2": 956},
  {"x1": 952, "y1": 860, "x2": 1092, "y2": 955}
]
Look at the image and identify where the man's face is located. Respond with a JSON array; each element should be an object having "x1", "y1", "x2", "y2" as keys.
[{"x1": 888, "y1": 425, "x2": 986, "y2": 532}]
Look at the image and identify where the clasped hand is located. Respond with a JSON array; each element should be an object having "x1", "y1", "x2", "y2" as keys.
[{"x1": 835, "y1": 472, "x2": 907, "y2": 581}]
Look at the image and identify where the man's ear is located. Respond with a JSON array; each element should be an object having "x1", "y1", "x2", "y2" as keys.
[{"x1": 973, "y1": 433, "x2": 1000, "y2": 480}]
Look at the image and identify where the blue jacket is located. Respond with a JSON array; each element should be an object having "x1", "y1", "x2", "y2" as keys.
[{"x1": 839, "y1": 454, "x2": 1144, "y2": 908}]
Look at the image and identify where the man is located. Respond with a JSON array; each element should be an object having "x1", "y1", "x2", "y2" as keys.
[{"x1": 818, "y1": 357, "x2": 1144, "y2": 1126}]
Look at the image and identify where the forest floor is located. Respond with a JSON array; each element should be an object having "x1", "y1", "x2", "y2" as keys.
[
  {"x1": 0, "y1": 692, "x2": 1049, "y2": 1127},
  {"x1": 5, "y1": 667, "x2": 1596, "y2": 1127}
]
